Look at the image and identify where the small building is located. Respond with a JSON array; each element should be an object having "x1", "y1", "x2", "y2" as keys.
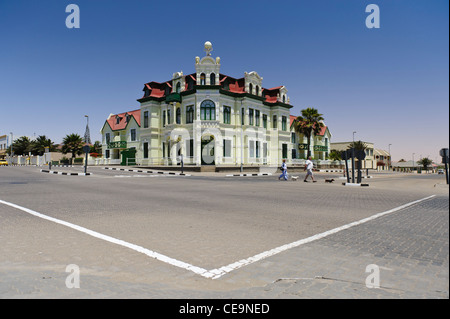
[
  {"x1": 330, "y1": 141, "x2": 390, "y2": 170},
  {"x1": 101, "y1": 110, "x2": 141, "y2": 165},
  {"x1": 0, "y1": 135, "x2": 10, "y2": 159}
]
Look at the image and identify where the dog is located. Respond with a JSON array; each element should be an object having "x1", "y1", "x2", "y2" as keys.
[
  {"x1": 291, "y1": 176, "x2": 299, "y2": 181},
  {"x1": 325, "y1": 178, "x2": 335, "y2": 183}
]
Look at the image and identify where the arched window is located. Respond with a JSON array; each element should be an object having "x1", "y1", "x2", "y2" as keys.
[
  {"x1": 176, "y1": 82, "x2": 181, "y2": 93},
  {"x1": 176, "y1": 107, "x2": 181, "y2": 124},
  {"x1": 282, "y1": 95, "x2": 286, "y2": 103},
  {"x1": 186, "y1": 106, "x2": 194, "y2": 124},
  {"x1": 249, "y1": 83, "x2": 253, "y2": 95},
  {"x1": 200, "y1": 100, "x2": 216, "y2": 121},
  {"x1": 255, "y1": 85, "x2": 259, "y2": 96},
  {"x1": 210, "y1": 73, "x2": 215, "y2": 85},
  {"x1": 200, "y1": 73, "x2": 206, "y2": 85}
]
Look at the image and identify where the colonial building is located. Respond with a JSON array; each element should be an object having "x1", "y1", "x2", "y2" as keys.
[{"x1": 101, "y1": 42, "x2": 331, "y2": 168}]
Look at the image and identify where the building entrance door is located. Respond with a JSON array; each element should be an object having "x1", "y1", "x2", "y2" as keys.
[{"x1": 201, "y1": 135, "x2": 215, "y2": 165}]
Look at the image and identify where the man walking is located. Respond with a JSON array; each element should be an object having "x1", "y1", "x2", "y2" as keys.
[
  {"x1": 304, "y1": 156, "x2": 316, "y2": 182},
  {"x1": 279, "y1": 159, "x2": 288, "y2": 181}
]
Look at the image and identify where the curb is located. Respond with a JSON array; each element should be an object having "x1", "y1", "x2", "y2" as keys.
[
  {"x1": 226, "y1": 173, "x2": 273, "y2": 177},
  {"x1": 342, "y1": 182, "x2": 369, "y2": 187},
  {"x1": 40, "y1": 169, "x2": 92, "y2": 176},
  {"x1": 103, "y1": 167, "x2": 191, "y2": 176}
]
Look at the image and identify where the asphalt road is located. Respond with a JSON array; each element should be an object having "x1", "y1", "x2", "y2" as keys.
[{"x1": 0, "y1": 166, "x2": 448, "y2": 300}]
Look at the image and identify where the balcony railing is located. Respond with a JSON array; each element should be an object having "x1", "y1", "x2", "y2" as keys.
[
  {"x1": 314, "y1": 145, "x2": 328, "y2": 152},
  {"x1": 107, "y1": 141, "x2": 127, "y2": 149},
  {"x1": 298, "y1": 143, "x2": 309, "y2": 150},
  {"x1": 165, "y1": 93, "x2": 182, "y2": 103},
  {"x1": 298, "y1": 144, "x2": 328, "y2": 152}
]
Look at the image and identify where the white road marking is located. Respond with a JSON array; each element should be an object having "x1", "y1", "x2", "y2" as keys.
[
  {"x1": 0, "y1": 199, "x2": 209, "y2": 277},
  {"x1": 206, "y1": 194, "x2": 436, "y2": 279},
  {"x1": 0, "y1": 195, "x2": 436, "y2": 280}
]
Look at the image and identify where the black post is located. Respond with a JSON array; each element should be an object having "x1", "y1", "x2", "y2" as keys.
[
  {"x1": 84, "y1": 151, "x2": 88, "y2": 174},
  {"x1": 342, "y1": 151, "x2": 350, "y2": 183},
  {"x1": 445, "y1": 160, "x2": 449, "y2": 185},
  {"x1": 82, "y1": 144, "x2": 90, "y2": 175},
  {"x1": 181, "y1": 154, "x2": 184, "y2": 175},
  {"x1": 351, "y1": 148, "x2": 355, "y2": 184}
]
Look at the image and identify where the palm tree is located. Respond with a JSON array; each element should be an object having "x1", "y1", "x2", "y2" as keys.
[
  {"x1": 30, "y1": 135, "x2": 56, "y2": 155},
  {"x1": 418, "y1": 157, "x2": 433, "y2": 172},
  {"x1": 10, "y1": 136, "x2": 32, "y2": 156},
  {"x1": 293, "y1": 108, "x2": 324, "y2": 158},
  {"x1": 61, "y1": 133, "x2": 84, "y2": 164}
]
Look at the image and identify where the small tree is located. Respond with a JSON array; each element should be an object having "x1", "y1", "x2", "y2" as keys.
[
  {"x1": 61, "y1": 133, "x2": 84, "y2": 165},
  {"x1": 90, "y1": 141, "x2": 102, "y2": 154},
  {"x1": 418, "y1": 157, "x2": 433, "y2": 172},
  {"x1": 29, "y1": 135, "x2": 56, "y2": 155},
  {"x1": 10, "y1": 136, "x2": 32, "y2": 156}
]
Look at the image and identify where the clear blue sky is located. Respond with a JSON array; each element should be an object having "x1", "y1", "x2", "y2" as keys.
[{"x1": 0, "y1": 0, "x2": 448, "y2": 161}]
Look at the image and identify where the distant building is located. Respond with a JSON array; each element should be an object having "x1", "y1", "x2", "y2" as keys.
[
  {"x1": 330, "y1": 141, "x2": 390, "y2": 170},
  {"x1": 0, "y1": 135, "x2": 9, "y2": 159}
]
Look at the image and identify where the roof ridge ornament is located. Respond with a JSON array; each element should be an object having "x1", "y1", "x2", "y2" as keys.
[{"x1": 204, "y1": 41, "x2": 213, "y2": 56}]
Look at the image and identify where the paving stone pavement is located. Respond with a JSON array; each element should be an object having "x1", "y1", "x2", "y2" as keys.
[{"x1": 224, "y1": 194, "x2": 449, "y2": 299}]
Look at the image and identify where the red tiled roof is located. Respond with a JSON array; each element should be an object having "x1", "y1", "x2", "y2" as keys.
[
  {"x1": 290, "y1": 115, "x2": 297, "y2": 127},
  {"x1": 106, "y1": 109, "x2": 141, "y2": 131},
  {"x1": 141, "y1": 73, "x2": 289, "y2": 105}
]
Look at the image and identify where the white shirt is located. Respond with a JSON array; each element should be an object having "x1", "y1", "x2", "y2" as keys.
[{"x1": 305, "y1": 159, "x2": 313, "y2": 170}]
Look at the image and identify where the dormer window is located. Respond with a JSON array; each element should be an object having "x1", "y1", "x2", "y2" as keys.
[
  {"x1": 210, "y1": 73, "x2": 215, "y2": 85},
  {"x1": 176, "y1": 82, "x2": 181, "y2": 93},
  {"x1": 249, "y1": 83, "x2": 253, "y2": 95},
  {"x1": 126, "y1": 114, "x2": 131, "y2": 122},
  {"x1": 256, "y1": 85, "x2": 259, "y2": 96},
  {"x1": 116, "y1": 116, "x2": 120, "y2": 125},
  {"x1": 223, "y1": 79, "x2": 229, "y2": 90},
  {"x1": 200, "y1": 73, "x2": 206, "y2": 85}
]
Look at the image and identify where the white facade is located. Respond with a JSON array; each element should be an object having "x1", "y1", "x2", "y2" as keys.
[{"x1": 102, "y1": 42, "x2": 332, "y2": 168}]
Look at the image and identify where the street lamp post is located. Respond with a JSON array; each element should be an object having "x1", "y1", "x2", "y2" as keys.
[
  {"x1": 84, "y1": 115, "x2": 90, "y2": 174},
  {"x1": 352, "y1": 131, "x2": 356, "y2": 183},
  {"x1": 9, "y1": 132, "x2": 13, "y2": 164}
]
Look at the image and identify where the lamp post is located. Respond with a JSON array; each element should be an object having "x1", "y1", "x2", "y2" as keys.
[
  {"x1": 9, "y1": 132, "x2": 13, "y2": 164},
  {"x1": 352, "y1": 131, "x2": 356, "y2": 183},
  {"x1": 83, "y1": 115, "x2": 90, "y2": 174}
]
